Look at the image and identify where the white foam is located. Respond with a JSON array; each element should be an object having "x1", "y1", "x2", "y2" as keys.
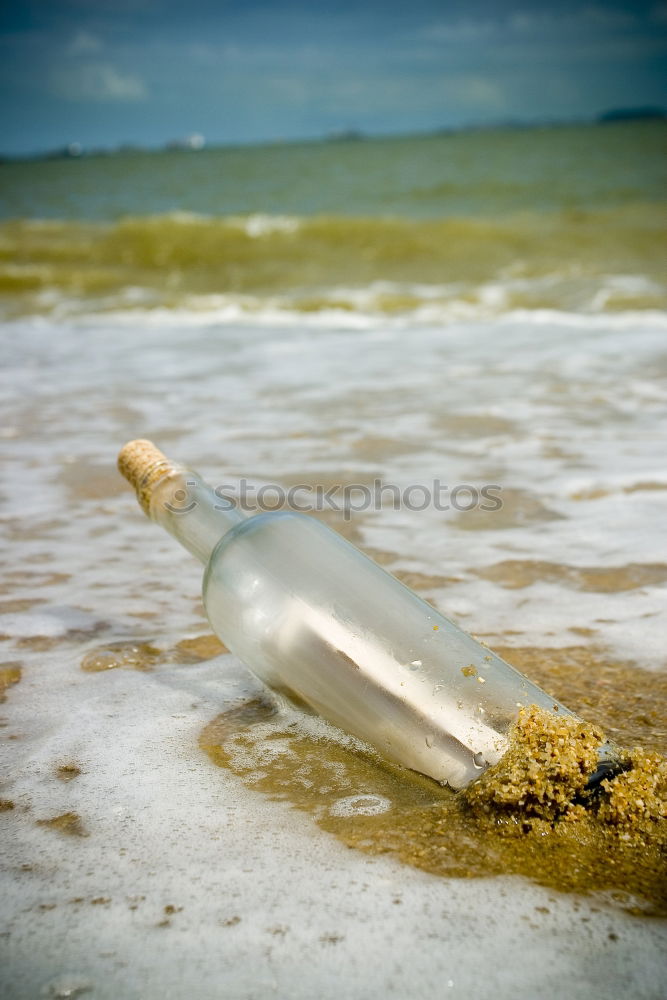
[
  {"x1": 7, "y1": 272, "x2": 666, "y2": 330},
  {"x1": 0, "y1": 607, "x2": 102, "y2": 639}
]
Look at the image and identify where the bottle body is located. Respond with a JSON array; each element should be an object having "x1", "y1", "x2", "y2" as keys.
[
  {"x1": 202, "y1": 510, "x2": 570, "y2": 789},
  {"x1": 118, "y1": 441, "x2": 620, "y2": 792}
]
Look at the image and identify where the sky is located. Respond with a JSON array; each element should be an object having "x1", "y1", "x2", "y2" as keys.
[{"x1": 1, "y1": 0, "x2": 666, "y2": 155}]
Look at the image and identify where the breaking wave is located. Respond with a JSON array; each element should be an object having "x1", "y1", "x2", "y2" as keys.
[{"x1": 0, "y1": 207, "x2": 664, "y2": 319}]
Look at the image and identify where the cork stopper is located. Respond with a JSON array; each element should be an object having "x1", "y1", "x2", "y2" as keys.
[{"x1": 118, "y1": 439, "x2": 178, "y2": 515}]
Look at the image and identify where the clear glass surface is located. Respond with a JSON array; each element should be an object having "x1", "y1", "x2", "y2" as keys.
[{"x1": 203, "y1": 511, "x2": 572, "y2": 789}]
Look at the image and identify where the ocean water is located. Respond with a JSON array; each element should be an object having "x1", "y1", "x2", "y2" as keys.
[
  {"x1": 1, "y1": 121, "x2": 666, "y2": 997},
  {"x1": 1, "y1": 121, "x2": 665, "y2": 320}
]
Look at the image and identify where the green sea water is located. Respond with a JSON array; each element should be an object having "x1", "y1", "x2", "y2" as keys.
[{"x1": 1, "y1": 120, "x2": 665, "y2": 317}]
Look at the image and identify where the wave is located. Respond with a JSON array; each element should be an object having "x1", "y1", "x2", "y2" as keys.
[{"x1": 0, "y1": 208, "x2": 664, "y2": 319}]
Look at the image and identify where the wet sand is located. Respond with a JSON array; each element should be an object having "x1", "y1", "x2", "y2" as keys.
[{"x1": 200, "y1": 649, "x2": 667, "y2": 916}]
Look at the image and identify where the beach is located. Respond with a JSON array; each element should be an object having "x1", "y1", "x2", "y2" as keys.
[{"x1": 1, "y1": 121, "x2": 666, "y2": 997}]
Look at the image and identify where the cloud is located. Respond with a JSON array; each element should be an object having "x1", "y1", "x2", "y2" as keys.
[
  {"x1": 442, "y1": 74, "x2": 507, "y2": 112},
  {"x1": 510, "y1": 6, "x2": 639, "y2": 33},
  {"x1": 68, "y1": 30, "x2": 102, "y2": 54},
  {"x1": 51, "y1": 62, "x2": 148, "y2": 102},
  {"x1": 414, "y1": 18, "x2": 497, "y2": 43}
]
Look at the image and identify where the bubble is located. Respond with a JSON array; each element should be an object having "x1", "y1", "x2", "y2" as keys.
[
  {"x1": 81, "y1": 641, "x2": 160, "y2": 672},
  {"x1": 329, "y1": 794, "x2": 391, "y2": 818}
]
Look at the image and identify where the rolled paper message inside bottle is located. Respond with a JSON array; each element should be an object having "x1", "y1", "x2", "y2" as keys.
[{"x1": 118, "y1": 440, "x2": 622, "y2": 790}]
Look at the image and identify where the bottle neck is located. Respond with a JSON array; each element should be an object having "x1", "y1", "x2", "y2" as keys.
[{"x1": 149, "y1": 467, "x2": 245, "y2": 564}]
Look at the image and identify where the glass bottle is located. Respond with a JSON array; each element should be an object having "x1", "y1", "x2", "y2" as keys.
[{"x1": 118, "y1": 440, "x2": 619, "y2": 790}]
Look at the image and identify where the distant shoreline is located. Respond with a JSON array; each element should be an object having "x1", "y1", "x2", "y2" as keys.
[{"x1": 1, "y1": 107, "x2": 664, "y2": 165}]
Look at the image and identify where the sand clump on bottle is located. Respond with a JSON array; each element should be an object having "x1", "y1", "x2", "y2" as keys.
[
  {"x1": 462, "y1": 705, "x2": 666, "y2": 834},
  {"x1": 463, "y1": 705, "x2": 604, "y2": 822},
  {"x1": 377, "y1": 706, "x2": 667, "y2": 912}
]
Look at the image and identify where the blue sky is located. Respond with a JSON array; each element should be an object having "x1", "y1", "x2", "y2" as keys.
[{"x1": 1, "y1": 1, "x2": 665, "y2": 154}]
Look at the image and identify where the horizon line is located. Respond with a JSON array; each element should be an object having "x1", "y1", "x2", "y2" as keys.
[{"x1": 2, "y1": 106, "x2": 666, "y2": 164}]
